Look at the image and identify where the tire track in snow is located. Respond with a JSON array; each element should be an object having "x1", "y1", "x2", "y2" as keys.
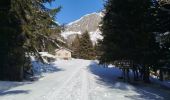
[
  {"x1": 54, "y1": 70, "x2": 82, "y2": 100},
  {"x1": 41, "y1": 66, "x2": 82, "y2": 100},
  {"x1": 81, "y1": 67, "x2": 89, "y2": 100},
  {"x1": 41, "y1": 60, "x2": 91, "y2": 100}
]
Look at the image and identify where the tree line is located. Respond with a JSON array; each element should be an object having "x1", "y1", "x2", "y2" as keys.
[
  {"x1": 70, "y1": 31, "x2": 97, "y2": 60},
  {"x1": 99, "y1": 0, "x2": 170, "y2": 82}
]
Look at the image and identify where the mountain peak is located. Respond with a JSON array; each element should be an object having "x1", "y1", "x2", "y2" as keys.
[
  {"x1": 67, "y1": 12, "x2": 104, "y2": 26},
  {"x1": 61, "y1": 12, "x2": 103, "y2": 44}
]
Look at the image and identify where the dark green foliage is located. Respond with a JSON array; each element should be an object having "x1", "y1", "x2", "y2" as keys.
[
  {"x1": 71, "y1": 34, "x2": 81, "y2": 58},
  {"x1": 93, "y1": 43, "x2": 101, "y2": 59},
  {"x1": 21, "y1": 0, "x2": 61, "y2": 52},
  {"x1": 155, "y1": 2, "x2": 170, "y2": 65},
  {"x1": 99, "y1": 0, "x2": 160, "y2": 82},
  {"x1": 71, "y1": 32, "x2": 96, "y2": 59},
  {"x1": 79, "y1": 31, "x2": 95, "y2": 59},
  {"x1": 100, "y1": 0, "x2": 156, "y2": 62},
  {"x1": 0, "y1": 0, "x2": 26, "y2": 81},
  {"x1": 0, "y1": 0, "x2": 61, "y2": 81}
]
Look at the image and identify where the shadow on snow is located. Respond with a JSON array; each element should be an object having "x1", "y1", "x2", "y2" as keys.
[
  {"x1": 32, "y1": 61, "x2": 64, "y2": 74},
  {"x1": 0, "y1": 90, "x2": 30, "y2": 96},
  {"x1": 0, "y1": 81, "x2": 32, "y2": 96},
  {"x1": 88, "y1": 61, "x2": 170, "y2": 100},
  {"x1": 0, "y1": 62, "x2": 64, "y2": 96},
  {"x1": 42, "y1": 63, "x2": 64, "y2": 73}
]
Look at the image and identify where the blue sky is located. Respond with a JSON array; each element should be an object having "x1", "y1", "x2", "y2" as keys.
[{"x1": 45, "y1": 0, "x2": 104, "y2": 24}]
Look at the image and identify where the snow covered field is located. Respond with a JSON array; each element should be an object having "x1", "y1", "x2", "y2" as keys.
[{"x1": 0, "y1": 59, "x2": 170, "y2": 100}]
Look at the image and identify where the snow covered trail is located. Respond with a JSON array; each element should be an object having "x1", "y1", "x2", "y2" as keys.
[{"x1": 0, "y1": 59, "x2": 170, "y2": 100}]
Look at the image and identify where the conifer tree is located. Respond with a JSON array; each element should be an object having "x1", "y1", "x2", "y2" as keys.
[
  {"x1": 154, "y1": 1, "x2": 170, "y2": 66},
  {"x1": 21, "y1": 0, "x2": 61, "y2": 52},
  {"x1": 71, "y1": 34, "x2": 81, "y2": 58},
  {"x1": 0, "y1": 0, "x2": 61, "y2": 81},
  {"x1": 79, "y1": 31, "x2": 94, "y2": 59},
  {"x1": 0, "y1": 0, "x2": 26, "y2": 81},
  {"x1": 99, "y1": 0, "x2": 159, "y2": 82}
]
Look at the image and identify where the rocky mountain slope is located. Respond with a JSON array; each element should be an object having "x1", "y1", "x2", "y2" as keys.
[{"x1": 61, "y1": 12, "x2": 104, "y2": 44}]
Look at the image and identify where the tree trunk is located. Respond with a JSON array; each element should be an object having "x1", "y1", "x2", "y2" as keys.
[
  {"x1": 123, "y1": 68, "x2": 126, "y2": 82},
  {"x1": 127, "y1": 68, "x2": 130, "y2": 82},
  {"x1": 159, "y1": 69, "x2": 163, "y2": 81},
  {"x1": 143, "y1": 66, "x2": 150, "y2": 83}
]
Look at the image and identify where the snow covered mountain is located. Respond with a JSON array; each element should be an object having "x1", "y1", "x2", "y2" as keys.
[{"x1": 61, "y1": 12, "x2": 104, "y2": 44}]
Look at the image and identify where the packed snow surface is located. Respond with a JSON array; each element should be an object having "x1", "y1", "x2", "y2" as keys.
[
  {"x1": 0, "y1": 59, "x2": 170, "y2": 100},
  {"x1": 39, "y1": 52, "x2": 55, "y2": 58}
]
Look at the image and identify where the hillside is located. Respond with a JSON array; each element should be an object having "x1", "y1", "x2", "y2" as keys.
[{"x1": 61, "y1": 12, "x2": 104, "y2": 44}]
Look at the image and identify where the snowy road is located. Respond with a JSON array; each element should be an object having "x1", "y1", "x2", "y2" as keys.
[{"x1": 0, "y1": 59, "x2": 170, "y2": 100}]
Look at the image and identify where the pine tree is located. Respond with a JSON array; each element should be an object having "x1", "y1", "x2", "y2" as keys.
[
  {"x1": 99, "y1": 0, "x2": 159, "y2": 82},
  {"x1": 21, "y1": 0, "x2": 61, "y2": 52},
  {"x1": 0, "y1": 0, "x2": 61, "y2": 81},
  {"x1": 152, "y1": 1, "x2": 170, "y2": 80},
  {"x1": 79, "y1": 31, "x2": 94, "y2": 59},
  {"x1": 155, "y1": 1, "x2": 170, "y2": 65},
  {"x1": 71, "y1": 34, "x2": 81, "y2": 58},
  {"x1": 0, "y1": 0, "x2": 26, "y2": 81}
]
